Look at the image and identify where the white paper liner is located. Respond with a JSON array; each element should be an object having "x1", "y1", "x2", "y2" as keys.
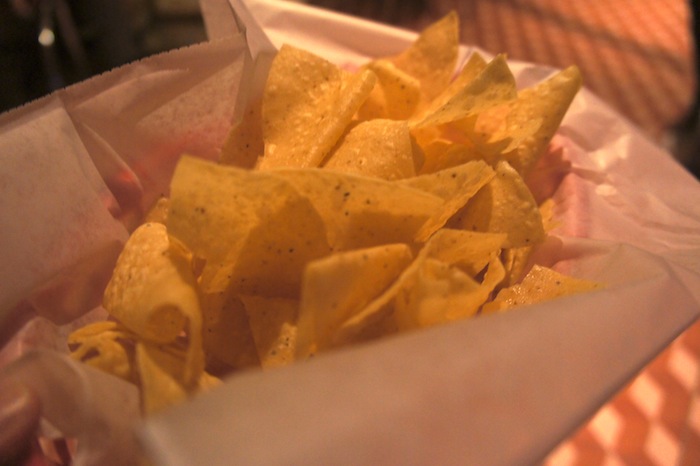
[
  {"x1": 3, "y1": 349, "x2": 141, "y2": 465},
  {"x1": 1, "y1": 3, "x2": 261, "y2": 461},
  {"x1": 0, "y1": 0, "x2": 698, "y2": 464},
  {"x1": 0, "y1": 30, "x2": 254, "y2": 342}
]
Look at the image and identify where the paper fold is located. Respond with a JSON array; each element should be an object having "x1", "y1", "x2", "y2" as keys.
[
  {"x1": 0, "y1": 0, "x2": 699, "y2": 465},
  {"x1": 0, "y1": 19, "x2": 259, "y2": 343}
]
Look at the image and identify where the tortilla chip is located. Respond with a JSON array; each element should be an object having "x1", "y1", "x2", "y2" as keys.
[
  {"x1": 358, "y1": 59, "x2": 422, "y2": 120},
  {"x1": 422, "y1": 228, "x2": 507, "y2": 277},
  {"x1": 483, "y1": 264, "x2": 603, "y2": 313},
  {"x1": 393, "y1": 255, "x2": 504, "y2": 330},
  {"x1": 448, "y1": 161, "x2": 545, "y2": 248},
  {"x1": 136, "y1": 342, "x2": 220, "y2": 415},
  {"x1": 199, "y1": 291, "x2": 261, "y2": 373},
  {"x1": 296, "y1": 243, "x2": 413, "y2": 357},
  {"x1": 257, "y1": 44, "x2": 376, "y2": 169},
  {"x1": 501, "y1": 245, "x2": 534, "y2": 288},
  {"x1": 102, "y1": 222, "x2": 204, "y2": 384},
  {"x1": 323, "y1": 119, "x2": 417, "y2": 180},
  {"x1": 143, "y1": 196, "x2": 170, "y2": 224},
  {"x1": 240, "y1": 295, "x2": 299, "y2": 369},
  {"x1": 68, "y1": 320, "x2": 138, "y2": 383},
  {"x1": 501, "y1": 66, "x2": 583, "y2": 175},
  {"x1": 219, "y1": 99, "x2": 264, "y2": 169},
  {"x1": 392, "y1": 11, "x2": 460, "y2": 100},
  {"x1": 410, "y1": 54, "x2": 517, "y2": 130},
  {"x1": 268, "y1": 168, "x2": 443, "y2": 251},
  {"x1": 399, "y1": 161, "x2": 496, "y2": 241},
  {"x1": 168, "y1": 156, "x2": 332, "y2": 299}
]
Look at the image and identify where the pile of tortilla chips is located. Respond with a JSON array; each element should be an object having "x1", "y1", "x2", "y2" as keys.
[{"x1": 68, "y1": 12, "x2": 602, "y2": 414}]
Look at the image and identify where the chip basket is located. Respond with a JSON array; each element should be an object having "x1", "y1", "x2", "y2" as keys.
[{"x1": 1, "y1": 0, "x2": 699, "y2": 465}]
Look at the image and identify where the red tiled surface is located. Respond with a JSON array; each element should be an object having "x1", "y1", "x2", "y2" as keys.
[
  {"x1": 311, "y1": 1, "x2": 700, "y2": 463},
  {"x1": 545, "y1": 321, "x2": 700, "y2": 465}
]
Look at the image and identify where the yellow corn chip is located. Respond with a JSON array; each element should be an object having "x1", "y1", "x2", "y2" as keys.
[
  {"x1": 394, "y1": 255, "x2": 505, "y2": 330},
  {"x1": 334, "y1": 229, "x2": 502, "y2": 344},
  {"x1": 295, "y1": 243, "x2": 413, "y2": 357},
  {"x1": 418, "y1": 140, "x2": 482, "y2": 174},
  {"x1": 410, "y1": 55, "x2": 517, "y2": 130},
  {"x1": 392, "y1": 11, "x2": 459, "y2": 100},
  {"x1": 267, "y1": 168, "x2": 444, "y2": 251},
  {"x1": 483, "y1": 264, "x2": 603, "y2": 313},
  {"x1": 453, "y1": 104, "x2": 543, "y2": 161},
  {"x1": 240, "y1": 295, "x2": 299, "y2": 369},
  {"x1": 358, "y1": 59, "x2": 422, "y2": 120},
  {"x1": 168, "y1": 156, "x2": 332, "y2": 299},
  {"x1": 398, "y1": 160, "x2": 496, "y2": 241},
  {"x1": 501, "y1": 245, "x2": 534, "y2": 288},
  {"x1": 422, "y1": 228, "x2": 507, "y2": 277},
  {"x1": 448, "y1": 161, "x2": 545, "y2": 248},
  {"x1": 323, "y1": 119, "x2": 417, "y2": 180},
  {"x1": 68, "y1": 320, "x2": 138, "y2": 383},
  {"x1": 143, "y1": 196, "x2": 170, "y2": 224},
  {"x1": 102, "y1": 222, "x2": 204, "y2": 385},
  {"x1": 136, "y1": 342, "x2": 220, "y2": 415},
  {"x1": 219, "y1": 99, "x2": 264, "y2": 169},
  {"x1": 501, "y1": 66, "x2": 583, "y2": 175},
  {"x1": 199, "y1": 291, "x2": 261, "y2": 373},
  {"x1": 257, "y1": 44, "x2": 376, "y2": 169}
]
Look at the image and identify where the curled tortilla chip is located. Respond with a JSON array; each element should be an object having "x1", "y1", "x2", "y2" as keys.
[
  {"x1": 393, "y1": 255, "x2": 505, "y2": 330},
  {"x1": 102, "y1": 222, "x2": 203, "y2": 385},
  {"x1": 136, "y1": 342, "x2": 220, "y2": 415},
  {"x1": 68, "y1": 320, "x2": 138, "y2": 383},
  {"x1": 334, "y1": 229, "x2": 503, "y2": 344}
]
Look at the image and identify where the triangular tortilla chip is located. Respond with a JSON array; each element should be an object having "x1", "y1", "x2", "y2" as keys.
[{"x1": 257, "y1": 44, "x2": 376, "y2": 169}]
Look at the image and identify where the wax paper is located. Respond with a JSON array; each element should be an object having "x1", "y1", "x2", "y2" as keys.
[
  {"x1": 0, "y1": 0, "x2": 699, "y2": 465},
  {"x1": 0, "y1": 1, "x2": 263, "y2": 463}
]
